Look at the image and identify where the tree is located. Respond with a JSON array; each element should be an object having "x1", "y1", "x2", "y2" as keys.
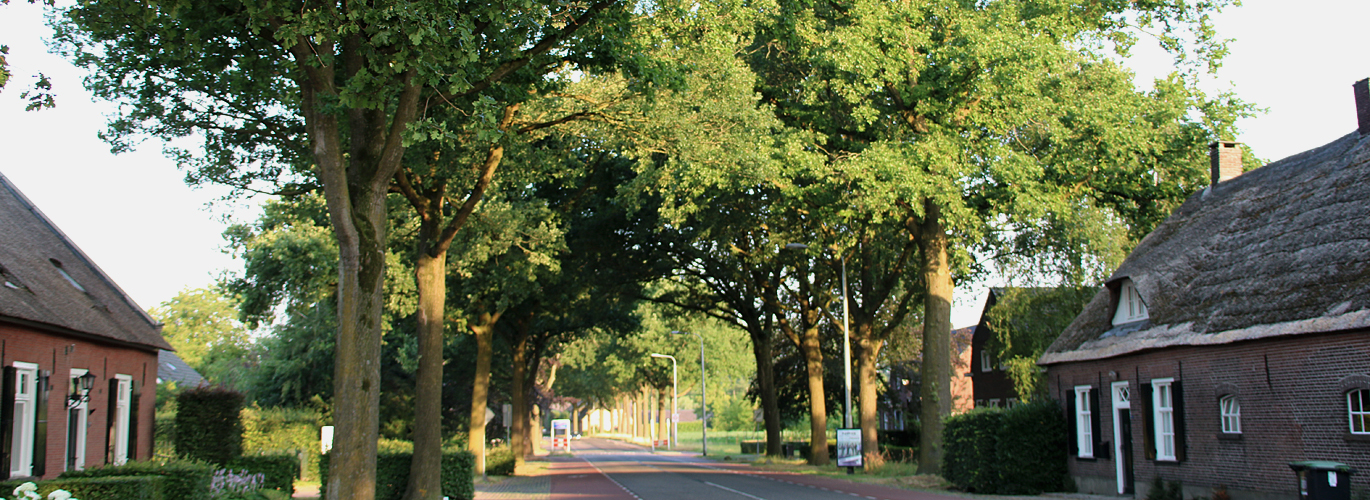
[
  {"x1": 56, "y1": 0, "x2": 644, "y2": 496},
  {"x1": 149, "y1": 287, "x2": 255, "y2": 388},
  {"x1": 747, "y1": 0, "x2": 1252, "y2": 474}
]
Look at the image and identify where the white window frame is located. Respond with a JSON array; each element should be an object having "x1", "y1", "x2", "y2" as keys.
[
  {"x1": 66, "y1": 368, "x2": 90, "y2": 471},
  {"x1": 1111, "y1": 382, "x2": 1131, "y2": 495},
  {"x1": 1349, "y1": 389, "x2": 1370, "y2": 435},
  {"x1": 1152, "y1": 378, "x2": 1176, "y2": 461},
  {"x1": 1113, "y1": 279, "x2": 1150, "y2": 325},
  {"x1": 989, "y1": 398, "x2": 1001, "y2": 408},
  {"x1": 113, "y1": 374, "x2": 132, "y2": 465},
  {"x1": 1219, "y1": 395, "x2": 1241, "y2": 434},
  {"x1": 1075, "y1": 386, "x2": 1094, "y2": 458},
  {"x1": 10, "y1": 361, "x2": 38, "y2": 478},
  {"x1": 980, "y1": 349, "x2": 991, "y2": 372}
]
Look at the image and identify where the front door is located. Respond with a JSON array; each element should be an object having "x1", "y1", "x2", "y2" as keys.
[{"x1": 1112, "y1": 382, "x2": 1134, "y2": 495}]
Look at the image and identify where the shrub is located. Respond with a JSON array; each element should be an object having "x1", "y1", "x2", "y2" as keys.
[
  {"x1": 942, "y1": 399, "x2": 1067, "y2": 494},
  {"x1": 319, "y1": 450, "x2": 475, "y2": 500},
  {"x1": 4, "y1": 475, "x2": 166, "y2": 499},
  {"x1": 177, "y1": 386, "x2": 246, "y2": 465},
  {"x1": 484, "y1": 447, "x2": 516, "y2": 476},
  {"x1": 210, "y1": 468, "x2": 265, "y2": 499},
  {"x1": 230, "y1": 455, "x2": 299, "y2": 494},
  {"x1": 240, "y1": 406, "x2": 324, "y2": 481},
  {"x1": 58, "y1": 458, "x2": 215, "y2": 500}
]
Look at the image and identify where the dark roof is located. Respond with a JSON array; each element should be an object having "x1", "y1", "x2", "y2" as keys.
[
  {"x1": 0, "y1": 171, "x2": 172, "y2": 351},
  {"x1": 157, "y1": 350, "x2": 205, "y2": 386},
  {"x1": 1041, "y1": 131, "x2": 1370, "y2": 365}
]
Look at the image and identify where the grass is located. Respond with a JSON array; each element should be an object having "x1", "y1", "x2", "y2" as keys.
[{"x1": 746, "y1": 458, "x2": 951, "y2": 492}]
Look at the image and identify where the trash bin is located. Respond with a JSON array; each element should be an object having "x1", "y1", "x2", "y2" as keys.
[{"x1": 1290, "y1": 461, "x2": 1356, "y2": 500}]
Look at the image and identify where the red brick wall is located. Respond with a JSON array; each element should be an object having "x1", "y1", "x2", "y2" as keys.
[
  {"x1": 1047, "y1": 329, "x2": 1370, "y2": 498},
  {"x1": 2, "y1": 320, "x2": 158, "y2": 479}
]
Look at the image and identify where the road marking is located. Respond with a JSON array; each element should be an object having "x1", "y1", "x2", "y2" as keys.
[
  {"x1": 584, "y1": 457, "x2": 644, "y2": 500},
  {"x1": 704, "y1": 481, "x2": 768, "y2": 500}
]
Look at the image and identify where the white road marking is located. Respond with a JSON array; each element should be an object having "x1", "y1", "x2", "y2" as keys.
[{"x1": 704, "y1": 481, "x2": 769, "y2": 500}]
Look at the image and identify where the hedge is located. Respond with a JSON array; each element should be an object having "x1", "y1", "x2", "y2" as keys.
[
  {"x1": 320, "y1": 450, "x2": 475, "y2": 500},
  {"x1": 240, "y1": 406, "x2": 325, "y2": 481},
  {"x1": 2, "y1": 475, "x2": 165, "y2": 499},
  {"x1": 58, "y1": 459, "x2": 215, "y2": 500},
  {"x1": 942, "y1": 399, "x2": 1067, "y2": 494},
  {"x1": 230, "y1": 454, "x2": 299, "y2": 494},
  {"x1": 176, "y1": 386, "x2": 245, "y2": 465},
  {"x1": 484, "y1": 447, "x2": 516, "y2": 476}
]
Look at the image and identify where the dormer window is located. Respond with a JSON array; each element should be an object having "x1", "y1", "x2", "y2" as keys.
[
  {"x1": 50, "y1": 258, "x2": 86, "y2": 292},
  {"x1": 1113, "y1": 278, "x2": 1148, "y2": 325}
]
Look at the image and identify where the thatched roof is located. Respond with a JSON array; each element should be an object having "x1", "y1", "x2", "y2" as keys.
[
  {"x1": 0, "y1": 171, "x2": 172, "y2": 351},
  {"x1": 1040, "y1": 131, "x2": 1370, "y2": 365}
]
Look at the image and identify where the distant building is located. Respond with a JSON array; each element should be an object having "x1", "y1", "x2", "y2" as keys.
[
  {"x1": 970, "y1": 289, "x2": 1020, "y2": 408},
  {"x1": 1, "y1": 172, "x2": 172, "y2": 479},
  {"x1": 880, "y1": 326, "x2": 974, "y2": 430},
  {"x1": 1039, "y1": 81, "x2": 1370, "y2": 499},
  {"x1": 156, "y1": 350, "x2": 204, "y2": 387}
]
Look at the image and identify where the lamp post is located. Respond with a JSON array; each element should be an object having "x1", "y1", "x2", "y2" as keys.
[
  {"x1": 784, "y1": 243, "x2": 852, "y2": 429},
  {"x1": 670, "y1": 330, "x2": 706, "y2": 456},
  {"x1": 650, "y1": 353, "x2": 677, "y2": 449}
]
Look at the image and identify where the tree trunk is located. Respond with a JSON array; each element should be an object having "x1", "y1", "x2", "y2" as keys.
[
  {"x1": 511, "y1": 328, "x2": 531, "y2": 468},
  {"x1": 801, "y1": 325, "x2": 829, "y2": 465},
  {"x1": 466, "y1": 312, "x2": 499, "y2": 475},
  {"x1": 750, "y1": 329, "x2": 783, "y2": 456},
  {"x1": 917, "y1": 200, "x2": 953, "y2": 475},
  {"x1": 857, "y1": 333, "x2": 883, "y2": 471},
  {"x1": 403, "y1": 251, "x2": 446, "y2": 500}
]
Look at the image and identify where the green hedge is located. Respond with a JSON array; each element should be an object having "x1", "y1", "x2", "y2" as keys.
[
  {"x1": 58, "y1": 458, "x2": 215, "y2": 500},
  {"x1": 176, "y1": 386, "x2": 245, "y2": 465},
  {"x1": 230, "y1": 455, "x2": 299, "y2": 494},
  {"x1": 2, "y1": 475, "x2": 166, "y2": 499},
  {"x1": 484, "y1": 447, "x2": 516, "y2": 476},
  {"x1": 241, "y1": 406, "x2": 324, "y2": 481},
  {"x1": 319, "y1": 450, "x2": 475, "y2": 500},
  {"x1": 942, "y1": 399, "x2": 1066, "y2": 494}
]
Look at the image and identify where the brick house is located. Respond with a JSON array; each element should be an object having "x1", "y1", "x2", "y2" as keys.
[
  {"x1": 1038, "y1": 81, "x2": 1370, "y2": 500},
  {"x1": 970, "y1": 289, "x2": 1022, "y2": 408},
  {"x1": 1, "y1": 171, "x2": 172, "y2": 479},
  {"x1": 881, "y1": 326, "x2": 975, "y2": 429}
]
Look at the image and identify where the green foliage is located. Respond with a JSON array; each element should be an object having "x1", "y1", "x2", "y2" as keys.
[
  {"x1": 942, "y1": 399, "x2": 1067, "y2": 494},
  {"x1": 1147, "y1": 476, "x2": 1184, "y2": 500},
  {"x1": 240, "y1": 406, "x2": 323, "y2": 481},
  {"x1": 176, "y1": 386, "x2": 245, "y2": 465},
  {"x1": 57, "y1": 458, "x2": 215, "y2": 500},
  {"x1": 319, "y1": 451, "x2": 475, "y2": 500},
  {"x1": 484, "y1": 446, "x2": 516, "y2": 476},
  {"x1": 984, "y1": 287, "x2": 1097, "y2": 400},
  {"x1": 2, "y1": 476, "x2": 166, "y2": 498},
  {"x1": 227, "y1": 455, "x2": 298, "y2": 494},
  {"x1": 149, "y1": 287, "x2": 255, "y2": 388}
]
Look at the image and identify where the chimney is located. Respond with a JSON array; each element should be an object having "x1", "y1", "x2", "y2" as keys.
[
  {"x1": 1210, "y1": 141, "x2": 1242, "y2": 186},
  {"x1": 1355, "y1": 78, "x2": 1370, "y2": 136}
]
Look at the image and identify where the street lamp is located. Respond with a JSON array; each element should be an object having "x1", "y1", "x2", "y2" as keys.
[
  {"x1": 783, "y1": 243, "x2": 852, "y2": 429},
  {"x1": 670, "y1": 330, "x2": 706, "y2": 456},
  {"x1": 650, "y1": 353, "x2": 677, "y2": 449}
]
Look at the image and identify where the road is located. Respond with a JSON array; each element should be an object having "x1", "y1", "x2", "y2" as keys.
[{"x1": 524, "y1": 437, "x2": 963, "y2": 500}]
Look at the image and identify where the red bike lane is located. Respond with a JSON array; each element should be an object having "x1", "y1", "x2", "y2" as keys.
[{"x1": 548, "y1": 456, "x2": 641, "y2": 500}]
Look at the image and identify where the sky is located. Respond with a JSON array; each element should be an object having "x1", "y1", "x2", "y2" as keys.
[{"x1": 2, "y1": 0, "x2": 1369, "y2": 326}]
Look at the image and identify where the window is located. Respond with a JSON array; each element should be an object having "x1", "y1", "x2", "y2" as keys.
[
  {"x1": 1113, "y1": 279, "x2": 1149, "y2": 325},
  {"x1": 1219, "y1": 395, "x2": 1241, "y2": 434},
  {"x1": 1350, "y1": 390, "x2": 1370, "y2": 435},
  {"x1": 980, "y1": 350, "x2": 991, "y2": 372},
  {"x1": 1075, "y1": 387, "x2": 1094, "y2": 458},
  {"x1": 49, "y1": 259, "x2": 85, "y2": 292},
  {"x1": 67, "y1": 369, "x2": 90, "y2": 471},
  {"x1": 9, "y1": 362, "x2": 38, "y2": 478},
  {"x1": 1152, "y1": 379, "x2": 1176, "y2": 460},
  {"x1": 989, "y1": 398, "x2": 1001, "y2": 408},
  {"x1": 111, "y1": 375, "x2": 132, "y2": 465}
]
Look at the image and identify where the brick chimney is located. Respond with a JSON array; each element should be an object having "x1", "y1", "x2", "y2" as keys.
[
  {"x1": 1210, "y1": 141, "x2": 1242, "y2": 186},
  {"x1": 1355, "y1": 78, "x2": 1370, "y2": 136}
]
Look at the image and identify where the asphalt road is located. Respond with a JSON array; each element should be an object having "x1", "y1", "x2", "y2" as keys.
[{"x1": 547, "y1": 437, "x2": 962, "y2": 500}]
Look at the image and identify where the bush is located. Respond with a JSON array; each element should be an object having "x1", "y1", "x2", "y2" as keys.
[
  {"x1": 319, "y1": 450, "x2": 475, "y2": 500},
  {"x1": 484, "y1": 447, "x2": 516, "y2": 476},
  {"x1": 2, "y1": 475, "x2": 166, "y2": 499},
  {"x1": 942, "y1": 399, "x2": 1067, "y2": 494},
  {"x1": 58, "y1": 458, "x2": 215, "y2": 500},
  {"x1": 230, "y1": 455, "x2": 299, "y2": 494},
  {"x1": 177, "y1": 386, "x2": 246, "y2": 465},
  {"x1": 240, "y1": 406, "x2": 324, "y2": 481}
]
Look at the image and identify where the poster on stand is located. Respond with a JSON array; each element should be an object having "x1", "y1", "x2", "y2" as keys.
[{"x1": 835, "y1": 428, "x2": 863, "y2": 467}]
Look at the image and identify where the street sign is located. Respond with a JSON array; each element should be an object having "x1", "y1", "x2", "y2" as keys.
[
  {"x1": 836, "y1": 428, "x2": 863, "y2": 467},
  {"x1": 320, "y1": 426, "x2": 334, "y2": 454},
  {"x1": 485, "y1": 406, "x2": 496, "y2": 425}
]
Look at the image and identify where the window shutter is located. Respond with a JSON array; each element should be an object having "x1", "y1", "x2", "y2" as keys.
[
  {"x1": 32, "y1": 371, "x2": 48, "y2": 477},
  {"x1": 1172, "y1": 381, "x2": 1186, "y2": 462},
  {"x1": 1142, "y1": 382, "x2": 1155, "y2": 460},
  {"x1": 1067, "y1": 391, "x2": 1078, "y2": 456},
  {"x1": 1090, "y1": 387, "x2": 1106, "y2": 460},
  {"x1": 127, "y1": 381, "x2": 140, "y2": 461},
  {"x1": 106, "y1": 378, "x2": 117, "y2": 464},
  {"x1": 2, "y1": 367, "x2": 16, "y2": 477}
]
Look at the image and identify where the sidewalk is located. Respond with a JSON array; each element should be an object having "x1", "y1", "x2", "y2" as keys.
[{"x1": 474, "y1": 460, "x2": 551, "y2": 500}]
